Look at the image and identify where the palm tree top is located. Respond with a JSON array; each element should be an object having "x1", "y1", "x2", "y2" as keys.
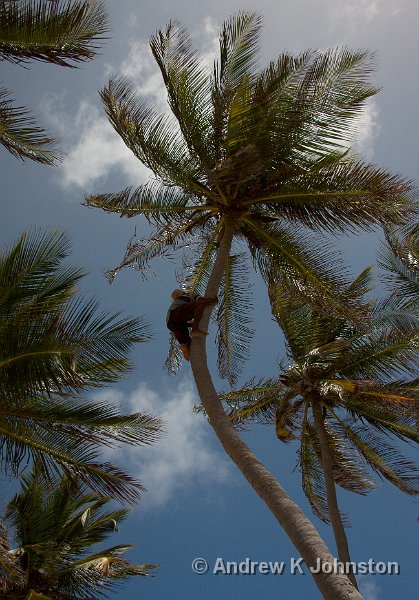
[
  {"x1": 1, "y1": 468, "x2": 157, "y2": 599},
  {"x1": 223, "y1": 270, "x2": 418, "y2": 521},
  {"x1": 87, "y1": 13, "x2": 415, "y2": 228},
  {"x1": 84, "y1": 12, "x2": 416, "y2": 384}
]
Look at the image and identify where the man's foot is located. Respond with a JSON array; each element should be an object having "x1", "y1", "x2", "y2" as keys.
[{"x1": 190, "y1": 329, "x2": 209, "y2": 337}]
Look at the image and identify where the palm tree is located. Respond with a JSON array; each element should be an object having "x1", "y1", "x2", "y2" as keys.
[
  {"x1": 0, "y1": 0, "x2": 108, "y2": 164},
  {"x1": 84, "y1": 13, "x2": 416, "y2": 599},
  {"x1": 221, "y1": 269, "x2": 418, "y2": 588},
  {"x1": 0, "y1": 467, "x2": 156, "y2": 599},
  {"x1": 0, "y1": 229, "x2": 163, "y2": 503}
]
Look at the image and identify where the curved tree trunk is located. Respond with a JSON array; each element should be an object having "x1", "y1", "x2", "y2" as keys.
[
  {"x1": 190, "y1": 218, "x2": 365, "y2": 600},
  {"x1": 311, "y1": 396, "x2": 358, "y2": 589}
]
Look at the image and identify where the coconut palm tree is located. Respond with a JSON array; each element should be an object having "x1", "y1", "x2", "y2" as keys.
[
  {"x1": 0, "y1": 0, "x2": 108, "y2": 164},
  {"x1": 0, "y1": 467, "x2": 156, "y2": 599},
  {"x1": 222, "y1": 269, "x2": 418, "y2": 588},
  {"x1": 0, "y1": 229, "x2": 163, "y2": 503},
  {"x1": 84, "y1": 13, "x2": 416, "y2": 599}
]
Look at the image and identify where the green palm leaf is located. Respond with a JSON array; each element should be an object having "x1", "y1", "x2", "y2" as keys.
[
  {"x1": 0, "y1": 1, "x2": 108, "y2": 164},
  {"x1": 0, "y1": 229, "x2": 163, "y2": 499},
  {"x1": 149, "y1": 20, "x2": 214, "y2": 169},
  {"x1": 329, "y1": 410, "x2": 418, "y2": 495},
  {"x1": 0, "y1": 0, "x2": 108, "y2": 66},
  {"x1": 0, "y1": 86, "x2": 60, "y2": 164},
  {"x1": 100, "y1": 77, "x2": 205, "y2": 191},
  {"x1": 216, "y1": 254, "x2": 254, "y2": 385},
  {"x1": 3, "y1": 470, "x2": 157, "y2": 598},
  {"x1": 379, "y1": 222, "x2": 419, "y2": 310},
  {"x1": 250, "y1": 160, "x2": 415, "y2": 233}
]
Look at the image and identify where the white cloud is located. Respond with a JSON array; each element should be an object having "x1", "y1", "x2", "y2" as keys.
[
  {"x1": 119, "y1": 41, "x2": 168, "y2": 112},
  {"x1": 359, "y1": 577, "x2": 381, "y2": 600},
  {"x1": 41, "y1": 17, "x2": 220, "y2": 193},
  {"x1": 353, "y1": 99, "x2": 380, "y2": 160},
  {"x1": 328, "y1": 0, "x2": 403, "y2": 34},
  {"x1": 41, "y1": 93, "x2": 151, "y2": 191},
  {"x1": 328, "y1": 0, "x2": 379, "y2": 33},
  {"x1": 192, "y1": 16, "x2": 220, "y2": 71},
  {"x1": 93, "y1": 380, "x2": 231, "y2": 509}
]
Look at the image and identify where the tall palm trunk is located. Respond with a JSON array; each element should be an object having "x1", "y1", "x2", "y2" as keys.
[
  {"x1": 311, "y1": 395, "x2": 358, "y2": 589},
  {"x1": 190, "y1": 218, "x2": 365, "y2": 600}
]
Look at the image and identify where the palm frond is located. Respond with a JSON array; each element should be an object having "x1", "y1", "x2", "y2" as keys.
[
  {"x1": 0, "y1": 229, "x2": 163, "y2": 498},
  {"x1": 372, "y1": 295, "x2": 419, "y2": 333},
  {"x1": 283, "y1": 48, "x2": 378, "y2": 160},
  {"x1": 163, "y1": 332, "x2": 182, "y2": 375},
  {"x1": 0, "y1": 418, "x2": 144, "y2": 503},
  {"x1": 339, "y1": 330, "x2": 418, "y2": 381},
  {"x1": 100, "y1": 77, "x2": 205, "y2": 190},
  {"x1": 322, "y1": 416, "x2": 376, "y2": 495},
  {"x1": 150, "y1": 20, "x2": 214, "y2": 169},
  {"x1": 0, "y1": 0, "x2": 108, "y2": 66},
  {"x1": 248, "y1": 159, "x2": 416, "y2": 233},
  {"x1": 245, "y1": 219, "x2": 357, "y2": 319},
  {"x1": 1, "y1": 255, "x2": 151, "y2": 396},
  {"x1": 338, "y1": 387, "x2": 418, "y2": 443},
  {"x1": 102, "y1": 220, "x2": 197, "y2": 283},
  {"x1": 3, "y1": 470, "x2": 157, "y2": 597},
  {"x1": 378, "y1": 223, "x2": 419, "y2": 308},
  {"x1": 221, "y1": 377, "x2": 289, "y2": 424},
  {"x1": 0, "y1": 86, "x2": 60, "y2": 164},
  {"x1": 299, "y1": 414, "x2": 332, "y2": 523},
  {"x1": 216, "y1": 253, "x2": 254, "y2": 385},
  {"x1": 300, "y1": 414, "x2": 374, "y2": 524},
  {"x1": 84, "y1": 180, "x2": 210, "y2": 226},
  {"x1": 329, "y1": 409, "x2": 419, "y2": 495},
  {"x1": 184, "y1": 222, "x2": 221, "y2": 294}
]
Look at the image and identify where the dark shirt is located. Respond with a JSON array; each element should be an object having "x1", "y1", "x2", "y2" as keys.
[{"x1": 166, "y1": 293, "x2": 200, "y2": 324}]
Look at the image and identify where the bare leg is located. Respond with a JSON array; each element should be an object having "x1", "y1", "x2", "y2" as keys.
[{"x1": 180, "y1": 343, "x2": 190, "y2": 361}]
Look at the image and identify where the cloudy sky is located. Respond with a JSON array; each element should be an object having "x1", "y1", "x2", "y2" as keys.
[{"x1": 1, "y1": 1, "x2": 418, "y2": 599}]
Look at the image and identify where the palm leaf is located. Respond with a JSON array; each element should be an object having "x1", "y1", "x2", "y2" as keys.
[
  {"x1": 4, "y1": 470, "x2": 157, "y2": 597},
  {"x1": 221, "y1": 377, "x2": 289, "y2": 424},
  {"x1": 149, "y1": 20, "x2": 214, "y2": 169},
  {"x1": 378, "y1": 223, "x2": 419, "y2": 307},
  {"x1": 0, "y1": 86, "x2": 60, "y2": 164},
  {"x1": 245, "y1": 219, "x2": 357, "y2": 319},
  {"x1": 339, "y1": 330, "x2": 418, "y2": 381},
  {"x1": 0, "y1": 229, "x2": 163, "y2": 498},
  {"x1": 100, "y1": 77, "x2": 205, "y2": 191},
  {"x1": 84, "y1": 180, "x2": 210, "y2": 225},
  {"x1": 329, "y1": 409, "x2": 419, "y2": 495},
  {"x1": 248, "y1": 159, "x2": 415, "y2": 233},
  {"x1": 211, "y1": 11, "x2": 262, "y2": 157},
  {"x1": 0, "y1": 0, "x2": 108, "y2": 66},
  {"x1": 216, "y1": 253, "x2": 254, "y2": 385},
  {"x1": 299, "y1": 414, "x2": 332, "y2": 523}
]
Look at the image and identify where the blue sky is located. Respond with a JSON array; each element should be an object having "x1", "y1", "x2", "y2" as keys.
[{"x1": 1, "y1": 1, "x2": 418, "y2": 599}]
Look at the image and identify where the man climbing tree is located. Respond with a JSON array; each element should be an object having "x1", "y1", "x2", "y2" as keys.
[{"x1": 166, "y1": 289, "x2": 217, "y2": 360}]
